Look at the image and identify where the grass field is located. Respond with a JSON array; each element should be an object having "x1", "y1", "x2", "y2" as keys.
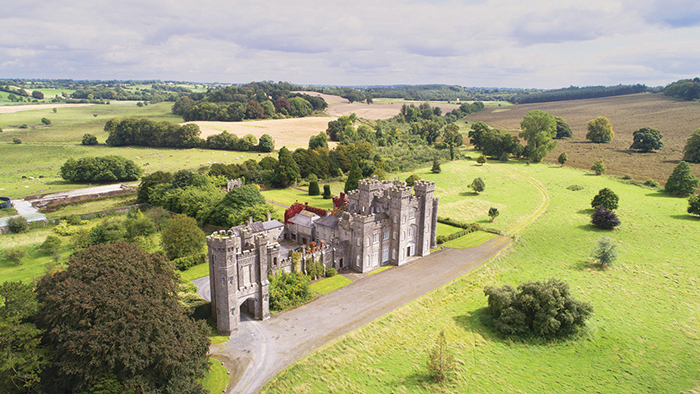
[
  {"x1": 467, "y1": 93, "x2": 700, "y2": 185},
  {"x1": 202, "y1": 358, "x2": 228, "y2": 394},
  {"x1": 309, "y1": 275, "x2": 353, "y2": 295},
  {"x1": 263, "y1": 159, "x2": 700, "y2": 394},
  {"x1": 43, "y1": 194, "x2": 137, "y2": 219},
  {"x1": 262, "y1": 188, "x2": 338, "y2": 210},
  {"x1": 442, "y1": 231, "x2": 498, "y2": 249},
  {"x1": 180, "y1": 262, "x2": 210, "y2": 281},
  {"x1": 436, "y1": 222, "x2": 462, "y2": 237}
]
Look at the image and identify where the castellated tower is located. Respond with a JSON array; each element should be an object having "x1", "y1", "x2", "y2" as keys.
[
  {"x1": 206, "y1": 229, "x2": 279, "y2": 335},
  {"x1": 413, "y1": 180, "x2": 438, "y2": 256},
  {"x1": 388, "y1": 182, "x2": 413, "y2": 266}
]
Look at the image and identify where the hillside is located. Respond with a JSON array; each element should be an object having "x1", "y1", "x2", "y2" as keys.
[{"x1": 466, "y1": 93, "x2": 700, "y2": 184}]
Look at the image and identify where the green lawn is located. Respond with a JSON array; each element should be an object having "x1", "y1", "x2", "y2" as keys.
[
  {"x1": 0, "y1": 227, "x2": 69, "y2": 284},
  {"x1": 436, "y1": 222, "x2": 462, "y2": 237},
  {"x1": 201, "y1": 358, "x2": 228, "y2": 394},
  {"x1": 367, "y1": 266, "x2": 392, "y2": 276},
  {"x1": 44, "y1": 194, "x2": 137, "y2": 219},
  {"x1": 262, "y1": 188, "x2": 335, "y2": 209},
  {"x1": 309, "y1": 275, "x2": 353, "y2": 295},
  {"x1": 180, "y1": 262, "x2": 210, "y2": 281},
  {"x1": 442, "y1": 231, "x2": 498, "y2": 249},
  {"x1": 262, "y1": 160, "x2": 700, "y2": 394},
  {"x1": 0, "y1": 206, "x2": 18, "y2": 218}
]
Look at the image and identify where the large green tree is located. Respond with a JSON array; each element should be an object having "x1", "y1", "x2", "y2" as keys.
[
  {"x1": 209, "y1": 185, "x2": 266, "y2": 227},
  {"x1": 35, "y1": 242, "x2": 210, "y2": 394},
  {"x1": 554, "y1": 116, "x2": 572, "y2": 139},
  {"x1": 468, "y1": 121, "x2": 490, "y2": 150},
  {"x1": 630, "y1": 127, "x2": 664, "y2": 152},
  {"x1": 586, "y1": 116, "x2": 614, "y2": 143},
  {"x1": 682, "y1": 128, "x2": 700, "y2": 163},
  {"x1": 344, "y1": 160, "x2": 363, "y2": 193},
  {"x1": 137, "y1": 171, "x2": 173, "y2": 203},
  {"x1": 160, "y1": 214, "x2": 206, "y2": 260},
  {"x1": 274, "y1": 147, "x2": 299, "y2": 187},
  {"x1": 519, "y1": 110, "x2": 557, "y2": 162},
  {"x1": 665, "y1": 161, "x2": 699, "y2": 196}
]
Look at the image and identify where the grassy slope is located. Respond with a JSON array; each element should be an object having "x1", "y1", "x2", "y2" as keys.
[
  {"x1": 309, "y1": 275, "x2": 353, "y2": 295},
  {"x1": 201, "y1": 358, "x2": 228, "y2": 394},
  {"x1": 263, "y1": 161, "x2": 700, "y2": 394}
]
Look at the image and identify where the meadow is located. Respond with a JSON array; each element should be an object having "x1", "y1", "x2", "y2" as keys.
[{"x1": 262, "y1": 159, "x2": 700, "y2": 394}]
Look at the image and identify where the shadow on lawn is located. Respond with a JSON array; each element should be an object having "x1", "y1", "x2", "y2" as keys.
[
  {"x1": 671, "y1": 214, "x2": 700, "y2": 222},
  {"x1": 452, "y1": 308, "x2": 503, "y2": 344}
]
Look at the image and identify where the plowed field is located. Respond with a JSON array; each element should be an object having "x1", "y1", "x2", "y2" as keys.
[{"x1": 466, "y1": 93, "x2": 700, "y2": 184}]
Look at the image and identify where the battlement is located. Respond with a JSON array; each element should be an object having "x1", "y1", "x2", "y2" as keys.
[
  {"x1": 413, "y1": 179, "x2": 435, "y2": 194},
  {"x1": 207, "y1": 231, "x2": 238, "y2": 248}
]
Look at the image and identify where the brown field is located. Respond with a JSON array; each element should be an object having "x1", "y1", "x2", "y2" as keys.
[
  {"x1": 0, "y1": 103, "x2": 94, "y2": 114},
  {"x1": 188, "y1": 117, "x2": 337, "y2": 150},
  {"x1": 466, "y1": 93, "x2": 700, "y2": 184}
]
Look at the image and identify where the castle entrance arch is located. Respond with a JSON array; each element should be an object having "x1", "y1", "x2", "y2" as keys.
[{"x1": 407, "y1": 242, "x2": 415, "y2": 257}]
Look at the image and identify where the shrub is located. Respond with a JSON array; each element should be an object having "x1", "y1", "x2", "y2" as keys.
[
  {"x1": 268, "y1": 272, "x2": 312, "y2": 311},
  {"x1": 322, "y1": 184, "x2": 331, "y2": 199},
  {"x1": 665, "y1": 161, "x2": 699, "y2": 196},
  {"x1": 488, "y1": 207, "x2": 499, "y2": 222},
  {"x1": 325, "y1": 267, "x2": 337, "y2": 277},
  {"x1": 66, "y1": 214, "x2": 83, "y2": 225},
  {"x1": 591, "y1": 159, "x2": 606, "y2": 175},
  {"x1": 13, "y1": 137, "x2": 22, "y2": 144},
  {"x1": 82, "y1": 133, "x2": 98, "y2": 145},
  {"x1": 644, "y1": 179, "x2": 660, "y2": 188},
  {"x1": 53, "y1": 221, "x2": 82, "y2": 236},
  {"x1": 88, "y1": 217, "x2": 127, "y2": 245},
  {"x1": 630, "y1": 127, "x2": 663, "y2": 152},
  {"x1": 124, "y1": 213, "x2": 157, "y2": 239},
  {"x1": 682, "y1": 128, "x2": 700, "y2": 163},
  {"x1": 41, "y1": 117, "x2": 51, "y2": 125},
  {"x1": 591, "y1": 206, "x2": 620, "y2": 229},
  {"x1": 591, "y1": 188, "x2": 619, "y2": 210},
  {"x1": 41, "y1": 235, "x2": 62, "y2": 255},
  {"x1": 4, "y1": 246, "x2": 26, "y2": 266},
  {"x1": 586, "y1": 116, "x2": 614, "y2": 143},
  {"x1": 431, "y1": 158, "x2": 441, "y2": 174},
  {"x1": 567, "y1": 185, "x2": 584, "y2": 191},
  {"x1": 427, "y1": 331, "x2": 455, "y2": 383},
  {"x1": 471, "y1": 177, "x2": 485, "y2": 194},
  {"x1": 688, "y1": 195, "x2": 700, "y2": 216},
  {"x1": 308, "y1": 181, "x2": 320, "y2": 196},
  {"x1": 558, "y1": 152, "x2": 568, "y2": 166},
  {"x1": 405, "y1": 174, "x2": 421, "y2": 186},
  {"x1": 477, "y1": 155, "x2": 487, "y2": 165},
  {"x1": 8, "y1": 216, "x2": 29, "y2": 233},
  {"x1": 172, "y1": 253, "x2": 206, "y2": 271},
  {"x1": 483, "y1": 278, "x2": 593, "y2": 338},
  {"x1": 591, "y1": 236, "x2": 618, "y2": 267},
  {"x1": 18, "y1": 124, "x2": 28, "y2": 129},
  {"x1": 161, "y1": 214, "x2": 206, "y2": 261}
]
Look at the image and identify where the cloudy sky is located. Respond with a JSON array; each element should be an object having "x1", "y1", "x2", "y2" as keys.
[{"x1": 1, "y1": 0, "x2": 699, "y2": 88}]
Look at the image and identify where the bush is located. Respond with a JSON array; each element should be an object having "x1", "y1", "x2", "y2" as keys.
[
  {"x1": 41, "y1": 117, "x2": 51, "y2": 125},
  {"x1": 4, "y1": 246, "x2": 26, "y2": 265},
  {"x1": 644, "y1": 179, "x2": 660, "y2": 188},
  {"x1": 18, "y1": 124, "x2": 28, "y2": 129},
  {"x1": 567, "y1": 185, "x2": 584, "y2": 191},
  {"x1": 322, "y1": 185, "x2": 332, "y2": 199},
  {"x1": 405, "y1": 174, "x2": 421, "y2": 186},
  {"x1": 682, "y1": 128, "x2": 700, "y2": 163},
  {"x1": 66, "y1": 214, "x2": 83, "y2": 225},
  {"x1": 591, "y1": 159, "x2": 606, "y2": 175},
  {"x1": 591, "y1": 188, "x2": 619, "y2": 210},
  {"x1": 124, "y1": 213, "x2": 157, "y2": 239},
  {"x1": 591, "y1": 236, "x2": 618, "y2": 267},
  {"x1": 13, "y1": 137, "x2": 22, "y2": 144},
  {"x1": 308, "y1": 181, "x2": 320, "y2": 196},
  {"x1": 591, "y1": 206, "x2": 620, "y2": 229},
  {"x1": 586, "y1": 116, "x2": 614, "y2": 143},
  {"x1": 427, "y1": 331, "x2": 455, "y2": 383},
  {"x1": 161, "y1": 214, "x2": 206, "y2": 261},
  {"x1": 477, "y1": 155, "x2": 487, "y2": 165},
  {"x1": 558, "y1": 152, "x2": 568, "y2": 166},
  {"x1": 471, "y1": 177, "x2": 485, "y2": 194},
  {"x1": 630, "y1": 127, "x2": 663, "y2": 152},
  {"x1": 325, "y1": 267, "x2": 337, "y2": 277},
  {"x1": 41, "y1": 235, "x2": 62, "y2": 255},
  {"x1": 53, "y1": 221, "x2": 82, "y2": 236},
  {"x1": 431, "y1": 158, "x2": 441, "y2": 174},
  {"x1": 8, "y1": 216, "x2": 29, "y2": 233},
  {"x1": 488, "y1": 207, "x2": 499, "y2": 222},
  {"x1": 665, "y1": 161, "x2": 699, "y2": 196},
  {"x1": 88, "y1": 217, "x2": 127, "y2": 245},
  {"x1": 172, "y1": 253, "x2": 206, "y2": 271},
  {"x1": 483, "y1": 278, "x2": 593, "y2": 338},
  {"x1": 268, "y1": 272, "x2": 312, "y2": 311},
  {"x1": 82, "y1": 133, "x2": 98, "y2": 145},
  {"x1": 688, "y1": 195, "x2": 700, "y2": 217}
]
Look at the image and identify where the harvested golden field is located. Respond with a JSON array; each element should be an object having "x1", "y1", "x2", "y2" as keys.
[
  {"x1": 466, "y1": 93, "x2": 700, "y2": 184},
  {"x1": 0, "y1": 103, "x2": 94, "y2": 114},
  {"x1": 188, "y1": 117, "x2": 337, "y2": 150}
]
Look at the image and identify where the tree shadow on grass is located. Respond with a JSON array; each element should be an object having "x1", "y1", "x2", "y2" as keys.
[
  {"x1": 577, "y1": 208, "x2": 594, "y2": 215},
  {"x1": 575, "y1": 224, "x2": 617, "y2": 233},
  {"x1": 452, "y1": 308, "x2": 505, "y2": 344},
  {"x1": 645, "y1": 191, "x2": 676, "y2": 198},
  {"x1": 671, "y1": 214, "x2": 700, "y2": 222},
  {"x1": 571, "y1": 259, "x2": 607, "y2": 271},
  {"x1": 459, "y1": 191, "x2": 480, "y2": 197}
]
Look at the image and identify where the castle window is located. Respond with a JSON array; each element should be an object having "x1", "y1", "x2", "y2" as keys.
[
  {"x1": 393, "y1": 231, "x2": 397, "y2": 240},
  {"x1": 383, "y1": 230, "x2": 389, "y2": 240},
  {"x1": 393, "y1": 215, "x2": 397, "y2": 223},
  {"x1": 231, "y1": 307, "x2": 235, "y2": 316},
  {"x1": 374, "y1": 233, "x2": 380, "y2": 244},
  {"x1": 409, "y1": 209, "x2": 415, "y2": 219},
  {"x1": 221, "y1": 278, "x2": 226, "y2": 286},
  {"x1": 409, "y1": 227, "x2": 414, "y2": 237},
  {"x1": 357, "y1": 238, "x2": 360, "y2": 246},
  {"x1": 392, "y1": 248, "x2": 396, "y2": 259},
  {"x1": 366, "y1": 237, "x2": 370, "y2": 246},
  {"x1": 362, "y1": 206, "x2": 366, "y2": 213},
  {"x1": 229, "y1": 276, "x2": 233, "y2": 285},
  {"x1": 356, "y1": 255, "x2": 360, "y2": 267}
]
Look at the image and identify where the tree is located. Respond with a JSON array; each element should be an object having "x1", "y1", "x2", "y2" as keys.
[
  {"x1": 591, "y1": 206, "x2": 620, "y2": 229},
  {"x1": 210, "y1": 185, "x2": 266, "y2": 227},
  {"x1": 682, "y1": 128, "x2": 700, "y2": 163},
  {"x1": 35, "y1": 242, "x2": 210, "y2": 394},
  {"x1": 41, "y1": 235, "x2": 62, "y2": 256},
  {"x1": 257, "y1": 134, "x2": 275, "y2": 152},
  {"x1": 591, "y1": 236, "x2": 618, "y2": 267},
  {"x1": 488, "y1": 207, "x2": 499, "y2": 222},
  {"x1": 405, "y1": 174, "x2": 421, "y2": 186},
  {"x1": 136, "y1": 101, "x2": 144, "y2": 107},
  {"x1": 12, "y1": 138, "x2": 21, "y2": 144},
  {"x1": 160, "y1": 214, "x2": 206, "y2": 260},
  {"x1": 483, "y1": 278, "x2": 593, "y2": 338},
  {"x1": 477, "y1": 155, "x2": 487, "y2": 165},
  {"x1": 3, "y1": 247, "x2": 26, "y2": 266},
  {"x1": 688, "y1": 195, "x2": 700, "y2": 216},
  {"x1": 227, "y1": 203, "x2": 281, "y2": 226},
  {"x1": 81, "y1": 133, "x2": 98, "y2": 145},
  {"x1": 471, "y1": 177, "x2": 485, "y2": 194},
  {"x1": 309, "y1": 132, "x2": 328, "y2": 150},
  {"x1": 308, "y1": 181, "x2": 320, "y2": 196},
  {"x1": 274, "y1": 97, "x2": 291, "y2": 114},
  {"x1": 558, "y1": 152, "x2": 568, "y2": 166},
  {"x1": 41, "y1": 117, "x2": 51, "y2": 125},
  {"x1": 245, "y1": 100, "x2": 264, "y2": 119},
  {"x1": 7, "y1": 216, "x2": 29, "y2": 233},
  {"x1": 0, "y1": 281, "x2": 46, "y2": 394},
  {"x1": 591, "y1": 159, "x2": 606, "y2": 175},
  {"x1": 591, "y1": 188, "x2": 619, "y2": 210},
  {"x1": 630, "y1": 127, "x2": 664, "y2": 152},
  {"x1": 426, "y1": 331, "x2": 455, "y2": 383},
  {"x1": 137, "y1": 171, "x2": 173, "y2": 203},
  {"x1": 586, "y1": 116, "x2": 614, "y2": 143},
  {"x1": 554, "y1": 116, "x2": 572, "y2": 139},
  {"x1": 322, "y1": 185, "x2": 332, "y2": 199},
  {"x1": 60, "y1": 156, "x2": 142, "y2": 183},
  {"x1": 431, "y1": 158, "x2": 441, "y2": 174},
  {"x1": 665, "y1": 161, "x2": 699, "y2": 196},
  {"x1": 123, "y1": 211, "x2": 157, "y2": 239},
  {"x1": 344, "y1": 160, "x2": 363, "y2": 193},
  {"x1": 274, "y1": 147, "x2": 299, "y2": 188},
  {"x1": 88, "y1": 217, "x2": 126, "y2": 246},
  {"x1": 468, "y1": 121, "x2": 490, "y2": 150},
  {"x1": 519, "y1": 110, "x2": 557, "y2": 162},
  {"x1": 31, "y1": 90, "x2": 44, "y2": 99}
]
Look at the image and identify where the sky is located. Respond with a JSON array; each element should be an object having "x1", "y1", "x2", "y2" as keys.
[{"x1": 1, "y1": 0, "x2": 699, "y2": 89}]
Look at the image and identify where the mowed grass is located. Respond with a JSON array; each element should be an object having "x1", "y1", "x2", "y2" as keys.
[
  {"x1": 0, "y1": 227, "x2": 66, "y2": 284},
  {"x1": 44, "y1": 194, "x2": 137, "y2": 219},
  {"x1": 180, "y1": 262, "x2": 210, "y2": 281},
  {"x1": 442, "y1": 231, "x2": 498, "y2": 249},
  {"x1": 436, "y1": 222, "x2": 462, "y2": 237},
  {"x1": 201, "y1": 358, "x2": 228, "y2": 394},
  {"x1": 309, "y1": 275, "x2": 353, "y2": 295},
  {"x1": 262, "y1": 188, "x2": 336, "y2": 209},
  {"x1": 262, "y1": 160, "x2": 700, "y2": 394}
]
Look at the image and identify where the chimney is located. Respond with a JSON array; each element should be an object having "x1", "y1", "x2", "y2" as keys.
[
  {"x1": 267, "y1": 212, "x2": 271, "y2": 222},
  {"x1": 248, "y1": 216, "x2": 253, "y2": 226}
]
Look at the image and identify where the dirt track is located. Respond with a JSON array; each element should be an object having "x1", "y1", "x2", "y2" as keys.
[{"x1": 0, "y1": 103, "x2": 94, "y2": 114}]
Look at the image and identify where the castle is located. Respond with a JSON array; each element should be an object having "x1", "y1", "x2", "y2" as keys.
[{"x1": 206, "y1": 178, "x2": 438, "y2": 334}]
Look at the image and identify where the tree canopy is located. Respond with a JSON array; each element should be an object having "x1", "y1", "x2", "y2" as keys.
[
  {"x1": 682, "y1": 128, "x2": 700, "y2": 163},
  {"x1": 35, "y1": 242, "x2": 210, "y2": 394},
  {"x1": 554, "y1": 116, "x2": 573, "y2": 139},
  {"x1": 630, "y1": 127, "x2": 664, "y2": 152},
  {"x1": 519, "y1": 110, "x2": 557, "y2": 162},
  {"x1": 591, "y1": 188, "x2": 619, "y2": 210},
  {"x1": 665, "y1": 161, "x2": 699, "y2": 196},
  {"x1": 345, "y1": 160, "x2": 363, "y2": 193},
  {"x1": 586, "y1": 116, "x2": 614, "y2": 143},
  {"x1": 60, "y1": 156, "x2": 142, "y2": 183},
  {"x1": 160, "y1": 214, "x2": 206, "y2": 260}
]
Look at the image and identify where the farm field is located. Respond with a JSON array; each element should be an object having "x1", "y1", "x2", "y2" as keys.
[
  {"x1": 467, "y1": 93, "x2": 700, "y2": 184},
  {"x1": 262, "y1": 159, "x2": 700, "y2": 394}
]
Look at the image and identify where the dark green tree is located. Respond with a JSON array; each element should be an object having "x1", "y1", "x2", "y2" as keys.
[
  {"x1": 322, "y1": 185, "x2": 332, "y2": 199},
  {"x1": 519, "y1": 110, "x2": 557, "y2": 162},
  {"x1": 471, "y1": 177, "x2": 485, "y2": 194},
  {"x1": 586, "y1": 116, "x2": 614, "y2": 143},
  {"x1": 665, "y1": 161, "x2": 699, "y2": 196},
  {"x1": 81, "y1": 133, "x2": 98, "y2": 145},
  {"x1": 488, "y1": 207, "x2": 499, "y2": 222},
  {"x1": 405, "y1": 174, "x2": 421, "y2": 186},
  {"x1": 688, "y1": 195, "x2": 700, "y2": 216},
  {"x1": 431, "y1": 158, "x2": 441, "y2": 174},
  {"x1": 0, "y1": 281, "x2": 47, "y2": 394},
  {"x1": 274, "y1": 147, "x2": 299, "y2": 188},
  {"x1": 682, "y1": 128, "x2": 700, "y2": 163},
  {"x1": 137, "y1": 171, "x2": 173, "y2": 203},
  {"x1": 558, "y1": 152, "x2": 568, "y2": 166},
  {"x1": 591, "y1": 159, "x2": 606, "y2": 175},
  {"x1": 554, "y1": 116, "x2": 572, "y2": 139},
  {"x1": 468, "y1": 121, "x2": 490, "y2": 150},
  {"x1": 630, "y1": 127, "x2": 664, "y2": 152},
  {"x1": 88, "y1": 217, "x2": 126, "y2": 246},
  {"x1": 41, "y1": 235, "x2": 62, "y2": 255},
  {"x1": 160, "y1": 214, "x2": 206, "y2": 260},
  {"x1": 31, "y1": 90, "x2": 44, "y2": 99},
  {"x1": 41, "y1": 117, "x2": 51, "y2": 125},
  {"x1": 35, "y1": 242, "x2": 210, "y2": 394},
  {"x1": 209, "y1": 185, "x2": 266, "y2": 226},
  {"x1": 308, "y1": 132, "x2": 328, "y2": 150},
  {"x1": 477, "y1": 155, "x2": 487, "y2": 165},
  {"x1": 308, "y1": 181, "x2": 320, "y2": 196},
  {"x1": 344, "y1": 160, "x2": 363, "y2": 193},
  {"x1": 591, "y1": 188, "x2": 619, "y2": 210},
  {"x1": 257, "y1": 134, "x2": 275, "y2": 152}
]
